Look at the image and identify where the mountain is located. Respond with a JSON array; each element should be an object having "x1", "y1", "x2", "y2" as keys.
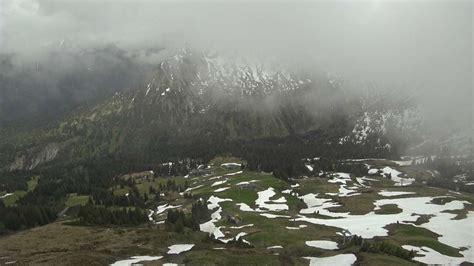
[{"x1": 1, "y1": 48, "x2": 423, "y2": 172}]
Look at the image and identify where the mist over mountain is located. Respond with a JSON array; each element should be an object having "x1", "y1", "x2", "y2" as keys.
[
  {"x1": 0, "y1": 1, "x2": 473, "y2": 265},
  {"x1": 1, "y1": 46, "x2": 427, "y2": 170},
  {"x1": 1, "y1": 0, "x2": 472, "y2": 138},
  {"x1": 0, "y1": 44, "x2": 163, "y2": 127}
]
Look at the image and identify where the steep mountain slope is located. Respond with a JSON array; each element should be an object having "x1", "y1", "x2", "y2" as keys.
[{"x1": 2, "y1": 49, "x2": 422, "y2": 170}]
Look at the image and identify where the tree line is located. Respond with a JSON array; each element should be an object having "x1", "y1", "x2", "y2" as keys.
[
  {"x1": 75, "y1": 204, "x2": 148, "y2": 226},
  {"x1": 0, "y1": 200, "x2": 56, "y2": 232}
]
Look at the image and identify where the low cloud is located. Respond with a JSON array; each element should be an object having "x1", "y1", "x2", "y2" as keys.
[{"x1": 0, "y1": 0, "x2": 472, "y2": 132}]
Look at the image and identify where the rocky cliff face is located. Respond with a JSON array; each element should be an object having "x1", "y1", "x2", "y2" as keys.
[{"x1": 9, "y1": 143, "x2": 60, "y2": 171}]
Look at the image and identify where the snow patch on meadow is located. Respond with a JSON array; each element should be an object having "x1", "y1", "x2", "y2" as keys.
[
  {"x1": 183, "y1": 184, "x2": 203, "y2": 193},
  {"x1": 225, "y1": 171, "x2": 243, "y2": 176},
  {"x1": 326, "y1": 173, "x2": 361, "y2": 197},
  {"x1": 328, "y1": 173, "x2": 351, "y2": 184},
  {"x1": 260, "y1": 213, "x2": 291, "y2": 219},
  {"x1": 299, "y1": 193, "x2": 348, "y2": 218},
  {"x1": 267, "y1": 245, "x2": 283, "y2": 249},
  {"x1": 221, "y1": 163, "x2": 241, "y2": 168},
  {"x1": 403, "y1": 245, "x2": 469, "y2": 265},
  {"x1": 295, "y1": 196, "x2": 468, "y2": 237},
  {"x1": 0, "y1": 193, "x2": 13, "y2": 199},
  {"x1": 286, "y1": 225, "x2": 307, "y2": 230},
  {"x1": 356, "y1": 177, "x2": 379, "y2": 187},
  {"x1": 219, "y1": 232, "x2": 251, "y2": 244},
  {"x1": 214, "y1": 187, "x2": 230, "y2": 192},
  {"x1": 305, "y1": 240, "x2": 338, "y2": 250},
  {"x1": 379, "y1": 190, "x2": 415, "y2": 197},
  {"x1": 230, "y1": 224, "x2": 254, "y2": 229},
  {"x1": 236, "y1": 203, "x2": 262, "y2": 212},
  {"x1": 208, "y1": 175, "x2": 223, "y2": 180},
  {"x1": 367, "y1": 166, "x2": 414, "y2": 186},
  {"x1": 422, "y1": 210, "x2": 474, "y2": 262},
  {"x1": 211, "y1": 179, "x2": 228, "y2": 187},
  {"x1": 303, "y1": 254, "x2": 356, "y2": 266},
  {"x1": 294, "y1": 194, "x2": 474, "y2": 262},
  {"x1": 381, "y1": 167, "x2": 414, "y2": 186},
  {"x1": 200, "y1": 196, "x2": 232, "y2": 239},
  {"x1": 236, "y1": 180, "x2": 258, "y2": 186},
  {"x1": 155, "y1": 204, "x2": 181, "y2": 215},
  {"x1": 255, "y1": 187, "x2": 288, "y2": 211},
  {"x1": 111, "y1": 256, "x2": 163, "y2": 266},
  {"x1": 167, "y1": 244, "x2": 194, "y2": 255},
  {"x1": 368, "y1": 168, "x2": 379, "y2": 175},
  {"x1": 327, "y1": 185, "x2": 361, "y2": 197}
]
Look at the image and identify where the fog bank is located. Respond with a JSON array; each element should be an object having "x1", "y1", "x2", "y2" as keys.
[{"x1": 1, "y1": 0, "x2": 472, "y2": 133}]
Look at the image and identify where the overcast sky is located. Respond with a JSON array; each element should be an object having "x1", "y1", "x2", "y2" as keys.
[{"x1": 1, "y1": 0, "x2": 472, "y2": 130}]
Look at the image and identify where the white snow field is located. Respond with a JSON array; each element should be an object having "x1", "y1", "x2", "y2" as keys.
[
  {"x1": 219, "y1": 232, "x2": 251, "y2": 245},
  {"x1": 325, "y1": 173, "x2": 363, "y2": 197},
  {"x1": 305, "y1": 240, "x2": 339, "y2": 250},
  {"x1": 328, "y1": 173, "x2": 352, "y2": 184},
  {"x1": 200, "y1": 196, "x2": 232, "y2": 239},
  {"x1": 260, "y1": 213, "x2": 291, "y2": 219},
  {"x1": 236, "y1": 202, "x2": 262, "y2": 212},
  {"x1": 150, "y1": 164, "x2": 471, "y2": 264},
  {"x1": 368, "y1": 168, "x2": 379, "y2": 175},
  {"x1": 0, "y1": 193, "x2": 13, "y2": 199},
  {"x1": 356, "y1": 177, "x2": 379, "y2": 186},
  {"x1": 303, "y1": 254, "x2": 357, "y2": 266},
  {"x1": 326, "y1": 185, "x2": 361, "y2": 197},
  {"x1": 111, "y1": 255, "x2": 163, "y2": 266},
  {"x1": 198, "y1": 196, "x2": 252, "y2": 244},
  {"x1": 366, "y1": 165, "x2": 414, "y2": 186},
  {"x1": 235, "y1": 179, "x2": 258, "y2": 186},
  {"x1": 225, "y1": 171, "x2": 243, "y2": 176},
  {"x1": 286, "y1": 225, "x2": 307, "y2": 230},
  {"x1": 378, "y1": 190, "x2": 416, "y2": 197},
  {"x1": 149, "y1": 204, "x2": 181, "y2": 222},
  {"x1": 208, "y1": 175, "x2": 223, "y2": 180},
  {"x1": 211, "y1": 179, "x2": 228, "y2": 187},
  {"x1": 267, "y1": 245, "x2": 284, "y2": 249},
  {"x1": 381, "y1": 167, "x2": 415, "y2": 186},
  {"x1": 167, "y1": 244, "x2": 195, "y2": 255},
  {"x1": 229, "y1": 224, "x2": 254, "y2": 229},
  {"x1": 298, "y1": 193, "x2": 348, "y2": 217},
  {"x1": 214, "y1": 187, "x2": 231, "y2": 192},
  {"x1": 184, "y1": 184, "x2": 203, "y2": 192},
  {"x1": 403, "y1": 245, "x2": 469, "y2": 265},
  {"x1": 221, "y1": 163, "x2": 242, "y2": 168},
  {"x1": 294, "y1": 193, "x2": 474, "y2": 263},
  {"x1": 155, "y1": 204, "x2": 182, "y2": 215},
  {"x1": 255, "y1": 187, "x2": 289, "y2": 211}
]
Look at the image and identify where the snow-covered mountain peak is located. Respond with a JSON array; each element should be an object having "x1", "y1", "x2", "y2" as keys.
[{"x1": 138, "y1": 49, "x2": 313, "y2": 99}]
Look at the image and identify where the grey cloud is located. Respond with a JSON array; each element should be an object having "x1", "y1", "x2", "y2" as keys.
[{"x1": 1, "y1": 0, "x2": 472, "y2": 133}]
